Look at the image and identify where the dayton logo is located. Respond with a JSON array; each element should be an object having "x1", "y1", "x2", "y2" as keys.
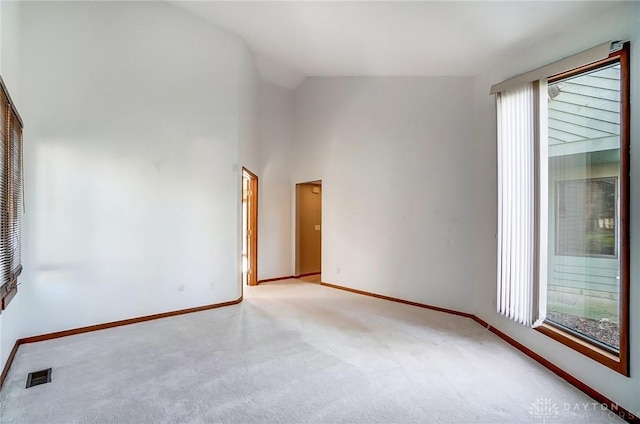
[{"x1": 529, "y1": 398, "x2": 560, "y2": 423}]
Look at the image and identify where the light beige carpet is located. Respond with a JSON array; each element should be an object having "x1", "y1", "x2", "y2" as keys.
[{"x1": 0, "y1": 280, "x2": 623, "y2": 423}]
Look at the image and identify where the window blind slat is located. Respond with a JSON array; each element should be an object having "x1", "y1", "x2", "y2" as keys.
[
  {"x1": 10, "y1": 114, "x2": 22, "y2": 277},
  {"x1": 0, "y1": 85, "x2": 23, "y2": 290},
  {"x1": 1, "y1": 95, "x2": 9, "y2": 286}
]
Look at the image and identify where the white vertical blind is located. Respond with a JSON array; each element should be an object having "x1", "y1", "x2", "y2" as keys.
[{"x1": 496, "y1": 83, "x2": 543, "y2": 327}]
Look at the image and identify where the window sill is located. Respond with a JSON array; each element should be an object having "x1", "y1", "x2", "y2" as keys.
[{"x1": 536, "y1": 321, "x2": 628, "y2": 376}]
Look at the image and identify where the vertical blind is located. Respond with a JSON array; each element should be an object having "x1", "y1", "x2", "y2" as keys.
[
  {"x1": 0, "y1": 81, "x2": 23, "y2": 292},
  {"x1": 493, "y1": 42, "x2": 613, "y2": 329},
  {"x1": 496, "y1": 83, "x2": 543, "y2": 327}
]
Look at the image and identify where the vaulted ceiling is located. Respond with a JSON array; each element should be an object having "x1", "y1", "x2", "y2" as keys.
[{"x1": 173, "y1": 1, "x2": 622, "y2": 88}]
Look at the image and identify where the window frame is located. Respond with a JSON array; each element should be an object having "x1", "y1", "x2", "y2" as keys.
[
  {"x1": 0, "y1": 74, "x2": 23, "y2": 313},
  {"x1": 536, "y1": 43, "x2": 630, "y2": 376}
]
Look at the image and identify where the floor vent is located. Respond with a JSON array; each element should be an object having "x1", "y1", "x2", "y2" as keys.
[{"x1": 26, "y1": 368, "x2": 52, "y2": 389}]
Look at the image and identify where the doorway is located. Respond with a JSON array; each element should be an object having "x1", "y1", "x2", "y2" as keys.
[
  {"x1": 295, "y1": 181, "x2": 322, "y2": 279},
  {"x1": 242, "y1": 168, "x2": 258, "y2": 286}
]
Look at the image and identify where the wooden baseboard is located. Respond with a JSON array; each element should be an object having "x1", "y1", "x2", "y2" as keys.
[
  {"x1": 0, "y1": 296, "x2": 243, "y2": 390},
  {"x1": 19, "y1": 296, "x2": 243, "y2": 344},
  {"x1": 321, "y1": 281, "x2": 638, "y2": 423},
  {"x1": 257, "y1": 275, "x2": 294, "y2": 284},
  {"x1": 320, "y1": 282, "x2": 474, "y2": 318},
  {"x1": 257, "y1": 273, "x2": 321, "y2": 284},
  {"x1": 0, "y1": 340, "x2": 20, "y2": 390},
  {"x1": 471, "y1": 317, "x2": 638, "y2": 423},
  {"x1": 295, "y1": 272, "x2": 321, "y2": 278}
]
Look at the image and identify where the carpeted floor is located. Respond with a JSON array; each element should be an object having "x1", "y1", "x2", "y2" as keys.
[
  {"x1": 298, "y1": 274, "x2": 322, "y2": 283},
  {"x1": 0, "y1": 280, "x2": 623, "y2": 423}
]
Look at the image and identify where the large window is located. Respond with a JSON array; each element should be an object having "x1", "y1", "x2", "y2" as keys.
[
  {"x1": 494, "y1": 43, "x2": 629, "y2": 375},
  {"x1": 543, "y1": 51, "x2": 628, "y2": 366},
  {"x1": 0, "y1": 76, "x2": 24, "y2": 313}
]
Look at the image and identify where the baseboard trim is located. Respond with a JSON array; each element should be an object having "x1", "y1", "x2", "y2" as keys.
[
  {"x1": 19, "y1": 296, "x2": 243, "y2": 344},
  {"x1": 0, "y1": 340, "x2": 20, "y2": 390},
  {"x1": 295, "y1": 272, "x2": 321, "y2": 278},
  {"x1": 320, "y1": 282, "x2": 474, "y2": 318},
  {"x1": 0, "y1": 296, "x2": 243, "y2": 390},
  {"x1": 257, "y1": 275, "x2": 294, "y2": 284},
  {"x1": 258, "y1": 273, "x2": 320, "y2": 284},
  {"x1": 321, "y1": 281, "x2": 638, "y2": 423},
  {"x1": 471, "y1": 316, "x2": 638, "y2": 423}
]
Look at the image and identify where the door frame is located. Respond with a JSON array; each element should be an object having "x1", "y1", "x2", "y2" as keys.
[
  {"x1": 295, "y1": 180, "x2": 322, "y2": 277},
  {"x1": 242, "y1": 168, "x2": 258, "y2": 286}
]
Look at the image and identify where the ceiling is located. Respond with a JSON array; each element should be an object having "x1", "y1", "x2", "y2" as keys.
[{"x1": 173, "y1": 1, "x2": 621, "y2": 88}]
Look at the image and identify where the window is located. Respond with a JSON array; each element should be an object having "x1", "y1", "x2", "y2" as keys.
[
  {"x1": 542, "y1": 48, "x2": 628, "y2": 369},
  {"x1": 494, "y1": 43, "x2": 629, "y2": 375},
  {"x1": 0, "y1": 75, "x2": 24, "y2": 312}
]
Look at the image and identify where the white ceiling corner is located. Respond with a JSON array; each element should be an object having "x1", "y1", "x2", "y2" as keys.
[
  {"x1": 171, "y1": 1, "x2": 624, "y2": 89},
  {"x1": 254, "y1": 54, "x2": 306, "y2": 90}
]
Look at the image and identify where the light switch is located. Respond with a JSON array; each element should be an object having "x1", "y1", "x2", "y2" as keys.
[{"x1": 315, "y1": 225, "x2": 321, "y2": 231}]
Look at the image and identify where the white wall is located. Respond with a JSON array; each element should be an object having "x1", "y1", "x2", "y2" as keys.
[
  {"x1": 472, "y1": 2, "x2": 639, "y2": 415},
  {"x1": 256, "y1": 79, "x2": 295, "y2": 280},
  {"x1": 293, "y1": 77, "x2": 475, "y2": 312},
  {"x1": 237, "y1": 44, "x2": 259, "y2": 291},
  {"x1": 0, "y1": 0, "x2": 20, "y2": 102},
  {"x1": 239, "y1": 47, "x2": 259, "y2": 174},
  {"x1": 0, "y1": 1, "x2": 258, "y2": 367}
]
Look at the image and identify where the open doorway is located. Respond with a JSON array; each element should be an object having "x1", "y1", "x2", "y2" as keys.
[
  {"x1": 295, "y1": 181, "x2": 322, "y2": 281},
  {"x1": 242, "y1": 168, "x2": 258, "y2": 286}
]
